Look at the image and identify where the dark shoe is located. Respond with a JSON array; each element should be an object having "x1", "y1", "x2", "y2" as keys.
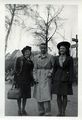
[
  {"x1": 44, "y1": 112, "x2": 51, "y2": 116},
  {"x1": 22, "y1": 110, "x2": 28, "y2": 116},
  {"x1": 39, "y1": 112, "x2": 45, "y2": 116},
  {"x1": 57, "y1": 113, "x2": 62, "y2": 116},
  {"x1": 18, "y1": 110, "x2": 22, "y2": 116},
  {"x1": 62, "y1": 112, "x2": 65, "y2": 116}
]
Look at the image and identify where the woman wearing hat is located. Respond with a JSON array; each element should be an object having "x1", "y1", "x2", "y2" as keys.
[
  {"x1": 52, "y1": 41, "x2": 74, "y2": 116},
  {"x1": 13, "y1": 46, "x2": 36, "y2": 116}
]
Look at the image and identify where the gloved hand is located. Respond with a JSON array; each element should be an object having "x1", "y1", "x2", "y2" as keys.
[{"x1": 31, "y1": 80, "x2": 39, "y2": 87}]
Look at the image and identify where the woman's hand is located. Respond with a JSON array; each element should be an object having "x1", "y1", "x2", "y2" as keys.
[
  {"x1": 12, "y1": 81, "x2": 16, "y2": 88},
  {"x1": 31, "y1": 80, "x2": 39, "y2": 87},
  {"x1": 47, "y1": 72, "x2": 52, "y2": 78}
]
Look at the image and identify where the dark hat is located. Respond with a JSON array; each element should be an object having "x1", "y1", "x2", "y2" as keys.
[
  {"x1": 21, "y1": 46, "x2": 31, "y2": 54},
  {"x1": 57, "y1": 41, "x2": 70, "y2": 49}
]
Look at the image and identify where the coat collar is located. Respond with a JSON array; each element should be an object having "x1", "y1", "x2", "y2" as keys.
[{"x1": 38, "y1": 53, "x2": 48, "y2": 59}]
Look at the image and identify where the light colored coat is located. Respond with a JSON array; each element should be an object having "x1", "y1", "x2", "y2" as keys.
[{"x1": 33, "y1": 53, "x2": 54, "y2": 102}]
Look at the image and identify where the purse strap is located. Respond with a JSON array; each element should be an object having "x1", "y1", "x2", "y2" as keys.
[{"x1": 11, "y1": 84, "x2": 15, "y2": 90}]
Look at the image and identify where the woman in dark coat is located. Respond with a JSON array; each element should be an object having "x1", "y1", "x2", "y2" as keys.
[
  {"x1": 13, "y1": 46, "x2": 35, "y2": 116},
  {"x1": 52, "y1": 41, "x2": 74, "y2": 116}
]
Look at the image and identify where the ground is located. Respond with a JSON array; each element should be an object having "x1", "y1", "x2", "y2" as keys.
[{"x1": 5, "y1": 82, "x2": 78, "y2": 116}]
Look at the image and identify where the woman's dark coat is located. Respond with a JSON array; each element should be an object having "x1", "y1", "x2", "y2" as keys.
[
  {"x1": 52, "y1": 56, "x2": 74, "y2": 95},
  {"x1": 14, "y1": 56, "x2": 34, "y2": 98}
]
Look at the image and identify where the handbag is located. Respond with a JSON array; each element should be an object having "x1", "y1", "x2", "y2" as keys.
[{"x1": 7, "y1": 85, "x2": 21, "y2": 99}]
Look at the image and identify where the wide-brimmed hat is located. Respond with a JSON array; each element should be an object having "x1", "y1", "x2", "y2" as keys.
[
  {"x1": 57, "y1": 41, "x2": 70, "y2": 49},
  {"x1": 21, "y1": 46, "x2": 31, "y2": 54}
]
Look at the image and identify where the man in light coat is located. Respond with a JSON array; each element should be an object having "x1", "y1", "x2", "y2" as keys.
[{"x1": 33, "y1": 43, "x2": 54, "y2": 116}]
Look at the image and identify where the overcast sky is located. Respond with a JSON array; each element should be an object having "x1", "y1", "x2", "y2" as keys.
[{"x1": 6, "y1": 5, "x2": 78, "y2": 56}]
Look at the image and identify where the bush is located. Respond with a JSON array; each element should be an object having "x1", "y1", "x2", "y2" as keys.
[{"x1": 73, "y1": 58, "x2": 78, "y2": 84}]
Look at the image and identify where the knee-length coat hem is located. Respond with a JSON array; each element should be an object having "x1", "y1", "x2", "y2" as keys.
[
  {"x1": 14, "y1": 56, "x2": 34, "y2": 98},
  {"x1": 52, "y1": 56, "x2": 74, "y2": 95},
  {"x1": 33, "y1": 54, "x2": 54, "y2": 102}
]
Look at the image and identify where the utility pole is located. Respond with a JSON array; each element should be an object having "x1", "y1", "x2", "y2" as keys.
[{"x1": 72, "y1": 34, "x2": 78, "y2": 58}]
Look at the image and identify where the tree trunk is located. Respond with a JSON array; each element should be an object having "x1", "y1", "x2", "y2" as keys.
[
  {"x1": 45, "y1": 37, "x2": 48, "y2": 52},
  {"x1": 45, "y1": 23, "x2": 48, "y2": 52},
  {"x1": 5, "y1": 5, "x2": 16, "y2": 53}
]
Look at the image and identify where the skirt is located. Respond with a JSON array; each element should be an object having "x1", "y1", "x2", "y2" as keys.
[
  {"x1": 52, "y1": 81, "x2": 73, "y2": 95},
  {"x1": 16, "y1": 83, "x2": 31, "y2": 98}
]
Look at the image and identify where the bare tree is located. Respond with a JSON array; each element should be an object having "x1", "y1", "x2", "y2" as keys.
[
  {"x1": 30, "y1": 5, "x2": 65, "y2": 51},
  {"x1": 5, "y1": 4, "x2": 31, "y2": 52},
  {"x1": 5, "y1": 5, "x2": 66, "y2": 53}
]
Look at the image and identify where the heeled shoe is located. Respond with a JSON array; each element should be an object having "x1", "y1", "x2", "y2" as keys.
[
  {"x1": 39, "y1": 112, "x2": 45, "y2": 116},
  {"x1": 57, "y1": 113, "x2": 62, "y2": 116},
  {"x1": 18, "y1": 110, "x2": 22, "y2": 116},
  {"x1": 44, "y1": 112, "x2": 51, "y2": 116},
  {"x1": 62, "y1": 112, "x2": 65, "y2": 116},
  {"x1": 22, "y1": 110, "x2": 28, "y2": 116}
]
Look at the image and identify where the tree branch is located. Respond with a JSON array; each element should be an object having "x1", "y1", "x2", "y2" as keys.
[
  {"x1": 48, "y1": 7, "x2": 63, "y2": 26},
  {"x1": 48, "y1": 21, "x2": 57, "y2": 42},
  {"x1": 16, "y1": 5, "x2": 28, "y2": 10},
  {"x1": 33, "y1": 32, "x2": 46, "y2": 40}
]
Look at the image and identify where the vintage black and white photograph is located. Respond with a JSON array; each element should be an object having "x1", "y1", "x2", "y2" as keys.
[{"x1": 5, "y1": 4, "x2": 78, "y2": 117}]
